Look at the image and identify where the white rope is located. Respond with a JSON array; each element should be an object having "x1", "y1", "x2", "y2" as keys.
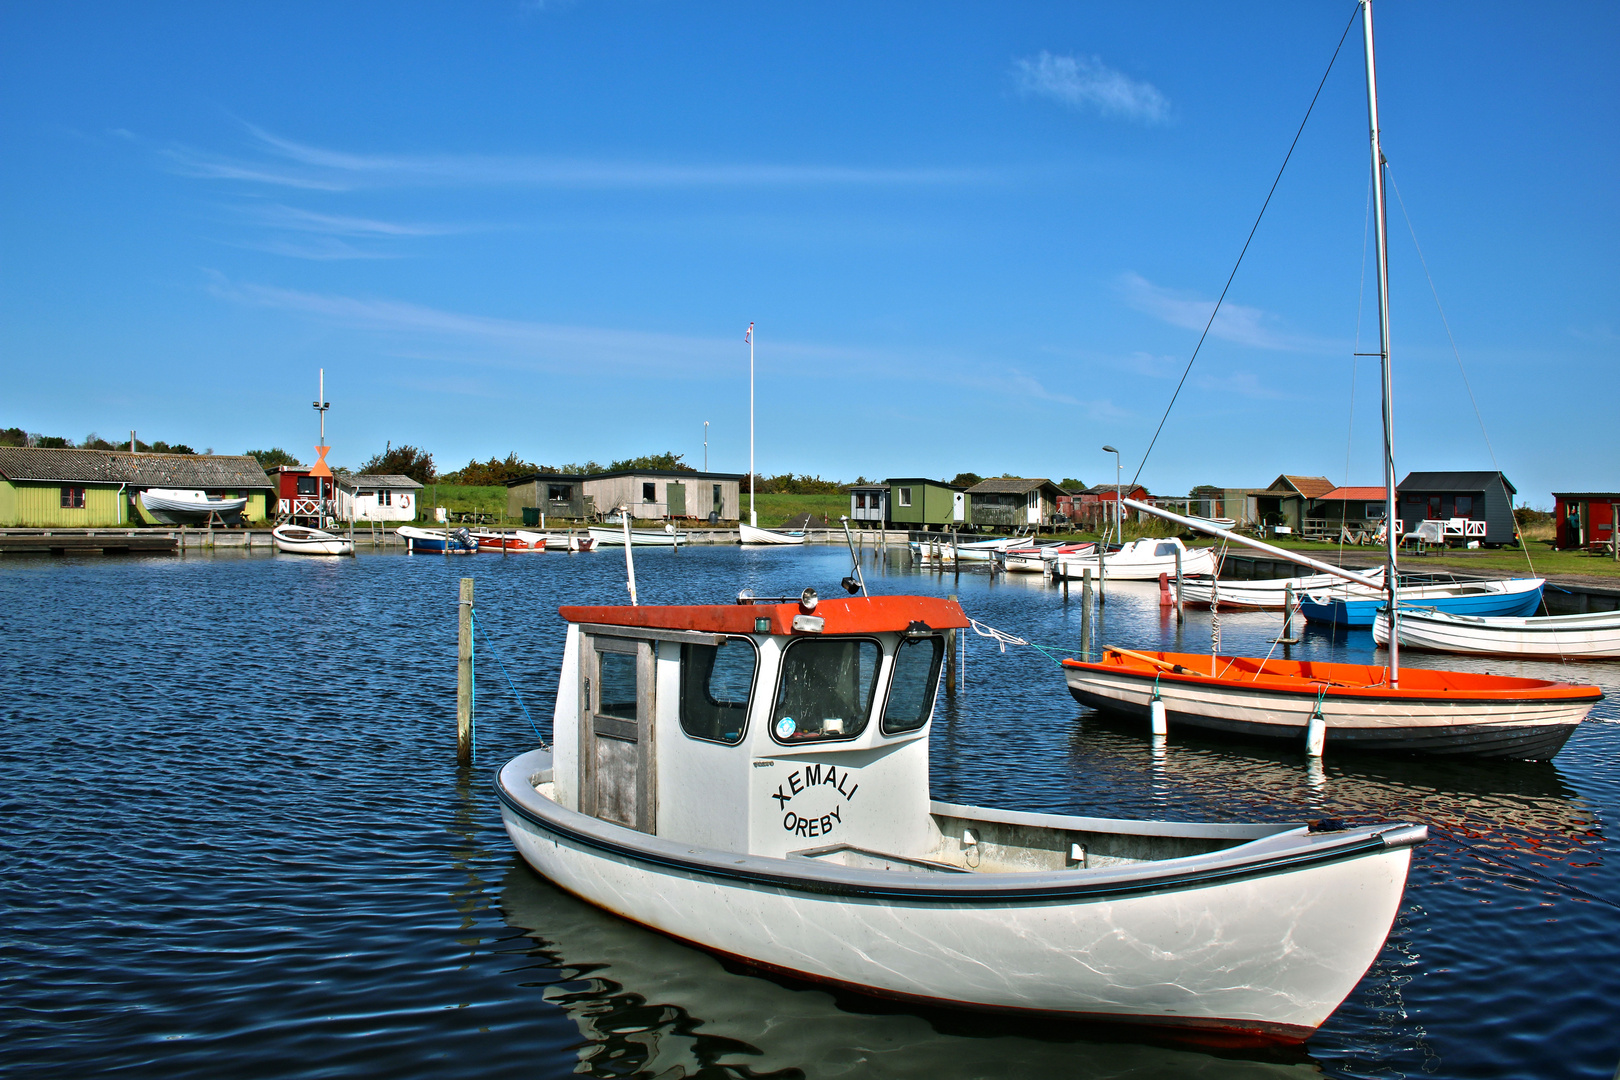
[{"x1": 968, "y1": 618, "x2": 1028, "y2": 654}]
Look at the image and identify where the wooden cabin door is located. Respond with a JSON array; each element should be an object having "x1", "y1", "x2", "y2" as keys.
[
  {"x1": 666, "y1": 482, "x2": 686, "y2": 518},
  {"x1": 579, "y1": 635, "x2": 656, "y2": 833}
]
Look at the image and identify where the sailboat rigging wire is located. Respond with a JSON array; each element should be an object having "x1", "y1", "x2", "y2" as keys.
[
  {"x1": 1131, "y1": 4, "x2": 1362, "y2": 488},
  {"x1": 1386, "y1": 168, "x2": 1549, "y2": 606}
]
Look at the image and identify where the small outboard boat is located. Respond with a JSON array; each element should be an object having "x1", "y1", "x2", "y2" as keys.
[
  {"x1": 499, "y1": 590, "x2": 1426, "y2": 1045},
  {"x1": 397, "y1": 525, "x2": 477, "y2": 554},
  {"x1": 271, "y1": 524, "x2": 354, "y2": 556}
]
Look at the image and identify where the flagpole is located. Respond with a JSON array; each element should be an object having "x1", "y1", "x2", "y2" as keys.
[{"x1": 748, "y1": 322, "x2": 756, "y2": 527}]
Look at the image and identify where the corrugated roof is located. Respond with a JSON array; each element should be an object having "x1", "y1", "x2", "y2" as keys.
[
  {"x1": 338, "y1": 473, "x2": 423, "y2": 490},
  {"x1": 1397, "y1": 471, "x2": 1516, "y2": 495},
  {"x1": 0, "y1": 446, "x2": 273, "y2": 488},
  {"x1": 964, "y1": 477, "x2": 1060, "y2": 495},
  {"x1": 1318, "y1": 486, "x2": 1387, "y2": 501}
]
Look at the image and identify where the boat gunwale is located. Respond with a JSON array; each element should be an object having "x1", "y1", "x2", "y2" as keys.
[
  {"x1": 496, "y1": 751, "x2": 1423, "y2": 905},
  {"x1": 1061, "y1": 653, "x2": 1603, "y2": 702}
]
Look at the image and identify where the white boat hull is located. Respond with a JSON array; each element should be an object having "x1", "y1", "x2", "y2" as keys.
[
  {"x1": 1176, "y1": 569, "x2": 1385, "y2": 610},
  {"x1": 1057, "y1": 541, "x2": 1217, "y2": 581},
  {"x1": 270, "y1": 524, "x2": 353, "y2": 555},
  {"x1": 499, "y1": 749, "x2": 1415, "y2": 1041},
  {"x1": 138, "y1": 489, "x2": 250, "y2": 524},
  {"x1": 1374, "y1": 607, "x2": 1620, "y2": 659},
  {"x1": 589, "y1": 525, "x2": 687, "y2": 547},
  {"x1": 739, "y1": 524, "x2": 807, "y2": 546}
]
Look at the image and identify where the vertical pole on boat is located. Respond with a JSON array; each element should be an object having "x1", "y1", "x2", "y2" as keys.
[
  {"x1": 1363, "y1": 0, "x2": 1399, "y2": 687},
  {"x1": 946, "y1": 593, "x2": 959, "y2": 693},
  {"x1": 746, "y1": 322, "x2": 756, "y2": 528},
  {"x1": 622, "y1": 510, "x2": 638, "y2": 605},
  {"x1": 1283, "y1": 582, "x2": 1296, "y2": 660},
  {"x1": 1174, "y1": 548, "x2": 1185, "y2": 623},
  {"x1": 457, "y1": 577, "x2": 473, "y2": 765},
  {"x1": 1080, "y1": 569, "x2": 1093, "y2": 661}
]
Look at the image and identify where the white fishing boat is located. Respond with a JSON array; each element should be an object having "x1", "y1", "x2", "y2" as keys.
[
  {"x1": 739, "y1": 523, "x2": 807, "y2": 546},
  {"x1": 1176, "y1": 567, "x2": 1386, "y2": 610},
  {"x1": 270, "y1": 523, "x2": 353, "y2": 556},
  {"x1": 543, "y1": 532, "x2": 596, "y2": 552},
  {"x1": 498, "y1": 590, "x2": 1426, "y2": 1045},
  {"x1": 589, "y1": 524, "x2": 688, "y2": 547},
  {"x1": 1002, "y1": 541, "x2": 1096, "y2": 573},
  {"x1": 137, "y1": 488, "x2": 249, "y2": 524},
  {"x1": 1373, "y1": 606, "x2": 1620, "y2": 660},
  {"x1": 1055, "y1": 537, "x2": 1218, "y2": 581}
]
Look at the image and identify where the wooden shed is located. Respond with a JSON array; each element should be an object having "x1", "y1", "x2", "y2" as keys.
[
  {"x1": 963, "y1": 478, "x2": 1067, "y2": 530},
  {"x1": 0, "y1": 446, "x2": 273, "y2": 527},
  {"x1": 505, "y1": 473, "x2": 592, "y2": 521},
  {"x1": 1305, "y1": 486, "x2": 1388, "y2": 540},
  {"x1": 336, "y1": 474, "x2": 423, "y2": 522},
  {"x1": 884, "y1": 478, "x2": 968, "y2": 531},
  {"x1": 1553, "y1": 492, "x2": 1620, "y2": 552},
  {"x1": 582, "y1": 470, "x2": 745, "y2": 522},
  {"x1": 1254, "y1": 475, "x2": 1335, "y2": 534},
  {"x1": 1397, "y1": 471, "x2": 1517, "y2": 546}
]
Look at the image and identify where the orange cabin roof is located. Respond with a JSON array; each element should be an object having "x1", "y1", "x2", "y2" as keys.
[
  {"x1": 559, "y1": 594, "x2": 970, "y2": 636},
  {"x1": 1319, "y1": 486, "x2": 1387, "y2": 502}
]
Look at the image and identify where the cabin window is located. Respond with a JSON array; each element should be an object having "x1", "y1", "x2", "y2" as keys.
[
  {"x1": 1154, "y1": 542, "x2": 1178, "y2": 557},
  {"x1": 770, "y1": 638, "x2": 880, "y2": 743},
  {"x1": 882, "y1": 636, "x2": 943, "y2": 735},
  {"x1": 1365, "y1": 502, "x2": 1385, "y2": 519},
  {"x1": 296, "y1": 476, "x2": 319, "y2": 496},
  {"x1": 642, "y1": 482, "x2": 656, "y2": 502},
  {"x1": 60, "y1": 485, "x2": 86, "y2": 509},
  {"x1": 898, "y1": 487, "x2": 912, "y2": 507},
  {"x1": 1454, "y1": 495, "x2": 1473, "y2": 517},
  {"x1": 1427, "y1": 496, "x2": 1443, "y2": 519},
  {"x1": 378, "y1": 489, "x2": 392, "y2": 506},
  {"x1": 679, "y1": 638, "x2": 757, "y2": 744},
  {"x1": 596, "y1": 651, "x2": 640, "y2": 722},
  {"x1": 549, "y1": 484, "x2": 571, "y2": 501}
]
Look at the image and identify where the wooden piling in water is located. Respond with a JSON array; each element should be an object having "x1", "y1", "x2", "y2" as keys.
[
  {"x1": 1174, "y1": 548, "x2": 1185, "y2": 623},
  {"x1": 946, "y1": 592, "x2": 958, "y2": 692},
  {"x1": 1080, "y1": 569, "x2": 1093, "y2": 661},
  {"x1": 457, "y1": 577, "x2": 474, "y2": 764}
]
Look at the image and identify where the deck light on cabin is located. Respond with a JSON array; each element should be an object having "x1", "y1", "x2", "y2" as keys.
[{"x1": 799, "y1": 587, "x2": 818, "y2": 612}]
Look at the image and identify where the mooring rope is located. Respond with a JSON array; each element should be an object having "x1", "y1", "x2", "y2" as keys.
[
  {"x1": 469, "y1": 606, "x2": 548, "y2": 747},
  {"x1": 966, "y1": 618, "x2": 1072, "y2": 667}
]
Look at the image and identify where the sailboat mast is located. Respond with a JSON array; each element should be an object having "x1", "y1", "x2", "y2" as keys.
[
  {"x1": 1362, "y1": 0, "x2": 1399, "y2": 685},
  {"x1": 748, "y1": 323, "x2": 756, "y2": 527}
]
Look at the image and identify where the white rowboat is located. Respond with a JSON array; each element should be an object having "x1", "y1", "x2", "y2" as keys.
[
  {"x1": 270, "y1": 524, "x2": 353, "y2": 555},
  {"x1": 1373, "y1": 606, "x2": 1620, "y2": 659},
  {"x1": 1175, "y1": 568, "x2": 1386, "y2": 610},
  {"x1": 739, "y1": 523, "x2": 807, "y2": 546},
  {"x1": 589, "y1": 525, "x2": 688, "y2": 547}
]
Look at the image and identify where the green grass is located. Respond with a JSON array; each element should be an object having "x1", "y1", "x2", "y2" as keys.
[
  {"x1": 745, "y1": 492, "x2": 854, "y2": 528},
  {"x1": 420, "y1": 484, "x2": 510, "y2": 521}
]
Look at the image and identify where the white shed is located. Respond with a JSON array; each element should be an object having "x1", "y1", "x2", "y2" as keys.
[{"x1": 337, "y1": 474, "x2": 424, "y2": 522}]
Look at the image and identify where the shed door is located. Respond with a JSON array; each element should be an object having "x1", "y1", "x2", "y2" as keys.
[
  {"x1": 579, "y1": 635, "x2": 656, "y2": 833},
  {"x1": 666, "y1": 483, "x2": 686, "y2": 518}
]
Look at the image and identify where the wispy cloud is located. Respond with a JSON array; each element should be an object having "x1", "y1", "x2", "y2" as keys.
[
  {"x1": 235, "y1": 237, "x2": 403, "y2": 261},
  {"x1": 1119, "y1": 272, "x2": 1318, "y2": 351},
  {"x1": 1193, "y1": 370, "x2": 1289, "y2": 400},
  {"x1": 1014, "y1": 52, "x2": 1170, "y2": 124},
  {"x1": 166, "y1": 124, "x2": 992, "y2": 192},
  {"x1": 252, "y1": 204, "x2": 468, "y2": 238}
]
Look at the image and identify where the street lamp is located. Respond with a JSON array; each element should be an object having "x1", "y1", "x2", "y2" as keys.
[{"x1": 1102, "y1": 445, "x2": 1121, "y2": 540}]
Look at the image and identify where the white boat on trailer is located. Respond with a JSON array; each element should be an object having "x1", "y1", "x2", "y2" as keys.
[
  {"x1": 739, "y1": 523, "x2": 806, "y2": 546},
  {"x1": 270, "y1": 523, "x2": 353, "y2": 555},
  {"x1": 138, "y1": 488, "x2": 249, "y2": 524},
  {"x1": 1373, "y1": 606, "x2": 1620, "y2": 660},
  {"x1": 499, "y1": 591, "x2": 1426, "y2": 1045}
]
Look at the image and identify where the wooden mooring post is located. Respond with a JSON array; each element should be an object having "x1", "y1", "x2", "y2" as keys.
[
  {"x1": 946, "y1": 593, "x2": 959, "y2": 693},
  {"x1": 1174, "y1": 548, "x2": 1185, "y2": 623},
  {"x1": 1082, "y1": 569, "x2": 1095, "y2": 663},
  {"x1": 457, "y1": 577, "x2": 474, "y2": 764}
]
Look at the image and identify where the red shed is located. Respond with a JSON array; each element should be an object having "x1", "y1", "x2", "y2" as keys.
[{"x1": 1553, "y1": 492, "x2": 1620, "y2": 551}]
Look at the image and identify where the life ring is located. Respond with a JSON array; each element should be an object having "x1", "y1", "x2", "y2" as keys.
[{"x1": 399, "y1": 494, "x2": 411, "y2": 508}]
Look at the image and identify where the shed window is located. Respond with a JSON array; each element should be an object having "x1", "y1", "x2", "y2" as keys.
[
  {"x1": 296, "y1": 476, "x2": 319, "y2": 496},
  {"x1": 60, "y1": 485, "x2": 85, "y2": 509},
  {"x1": 898, "y1": 487, "x2": 913, "y2": 507},
  {"x1": 1454, "y1": 495, "x2": 1473, "y2": 517},
  {"x1": 882, "y1": 636, "x2": 943, "y2": 735},
  {"x1": 549, "y1": 484, "x2": 572, "y2": 502},
  {"x1": 679, "y1": 639, "x2": 757, "y2": 744},
  {"x1": 378, "y1": 489, "x2": 392, "y2": 506},
  {"x1": 771, "y1": 638, "x2": 880, "y2": 743},
  {"x1": 643, "y1": 482, "x2": 656, "y2": 502},
  {"x1": 1365, "y1": 503, "x2": 1385, "y2": 519},
  {"x1": 1427, "y1": 496, "x2": 1443, "y2": 519}
]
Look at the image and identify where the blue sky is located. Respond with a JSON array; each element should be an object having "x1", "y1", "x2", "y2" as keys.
[{"x1": 1, "y1": 2, "x2": 1614, "y2": 504}]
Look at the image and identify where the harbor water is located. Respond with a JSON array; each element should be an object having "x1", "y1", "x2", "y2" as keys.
[{"x1": 3, "y1": 544, "x2": 1617, "y2": 1078}]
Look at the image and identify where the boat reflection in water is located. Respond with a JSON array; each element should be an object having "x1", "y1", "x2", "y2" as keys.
[{"x1": 497, "y1": 862, "x2": 1325, "y2": 1078}]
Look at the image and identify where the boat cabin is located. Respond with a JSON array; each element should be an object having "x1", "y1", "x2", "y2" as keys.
[{"x1": 548, "y1": 594, "x2": 966, "y2": 861}]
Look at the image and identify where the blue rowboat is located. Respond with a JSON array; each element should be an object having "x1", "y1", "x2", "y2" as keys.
[
  {"x1": 397, "y1": 525, "x2": 479, "y2": 554},
  {"x1": 1300, "y1": 577, "x2": 1543, "y2": 627}
]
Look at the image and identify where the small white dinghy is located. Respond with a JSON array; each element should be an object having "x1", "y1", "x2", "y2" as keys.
[
  {"x1": 1373, "y1": 606, "x2": 1620, "y2": 660},
  {"x1": 499, "y1": 591, "x2": 1425, "y2": 1045},
  {"x1": 739, "y1": 523, "x2": 807, "y2": 546},
  {"x1": 271, "y1": 524, "x2": 354, "y2": 556},
  {"x1": 1175, "y1": 567, "x2": 1387, "y2": 610}
]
